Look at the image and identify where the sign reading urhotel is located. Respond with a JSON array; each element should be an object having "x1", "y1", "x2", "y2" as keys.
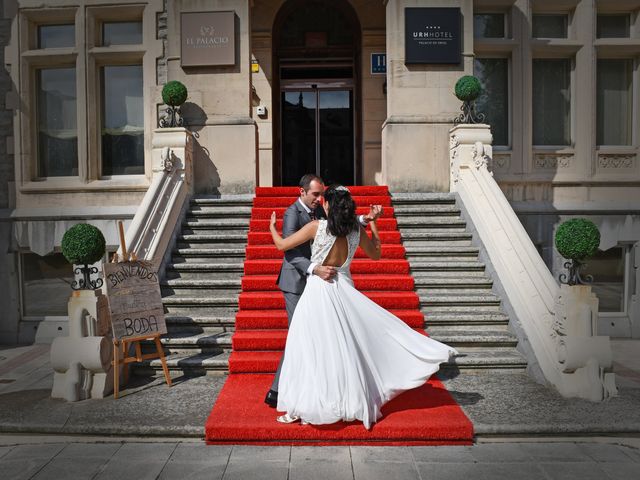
[
  {"x1": 405, "y1": 8, "x2": 461, "y2": 64},
  {"x1": 181, "y1": 11, "x2": 236, "y2": 67}
]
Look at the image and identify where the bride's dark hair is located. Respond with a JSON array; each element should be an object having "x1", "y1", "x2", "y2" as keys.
[{"x1": 324, "y1": 184, "x2": 358, "y2": 237}]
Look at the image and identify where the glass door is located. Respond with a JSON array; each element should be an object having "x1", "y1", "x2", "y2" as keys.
[{"x1": 281, "y1": 82, "x2": 354, "y2": 186}]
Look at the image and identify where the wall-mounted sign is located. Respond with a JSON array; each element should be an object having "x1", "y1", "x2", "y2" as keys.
[
  {"x1": 371, "y1": 53, "x2": 386, "y2": 75},
  {"x1": 181, "y1": 11, "x2": 235, "y2": 67},
  {"x1": 405, "y1": 7, "x2": 461, "y2": 64}
]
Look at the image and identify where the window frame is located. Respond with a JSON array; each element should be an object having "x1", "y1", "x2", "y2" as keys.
[
  {"x1": 16, "y1": 2, "x2": 159, "y2": 193},
  {"x1": 595, "y1": 57, "x2": 635, "y2": 147}
]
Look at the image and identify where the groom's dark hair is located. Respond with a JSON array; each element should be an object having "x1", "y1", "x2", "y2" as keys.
[{"x1": 299, "y1": 174, "x2": 324, "y2": 191}]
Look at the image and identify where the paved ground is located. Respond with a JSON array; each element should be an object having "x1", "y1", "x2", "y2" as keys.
[
  {"x1": 0, "y1": 436, "x2": 639, "y2": 480},
  {"x1": 1, "y1": 340, "x2": 640, "y2": 478},
  {"x1": 1, "y1": 340, "x2": 639, "y2": 437}
]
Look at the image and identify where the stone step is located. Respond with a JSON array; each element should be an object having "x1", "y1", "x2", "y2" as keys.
[
  {"x1": 132, "y1": 351, "x2": 231, "y2": 376},
  {"x1": 410, "y1": 261, "x2": 485, "y2": 272},
  {"x1": 179, "y1": 233, "x2": 249, "y2": 243},
  {"x1": 162, "y1": 278, "x2": 242, "y2": 289},
  {"x1": 420, "y1": 294, "x2": 501, "y2": 307},
  {"x1": 132, "y1": 346, "x2": 526, "y2": 376},
  {"x1": 403, "y1": 246, "x2": 479, "y2": 256},
  {"x1": 393, "y1": 205, "x2": 460, "y2": 216},
  {"x1": 161, "y1": 287, "x2": 240, "y2": 297},
  {"x1": 396, "y1": 218, "x2": 467, "y2": 228},
  {"x1": 166, "y1": 262, "x2": 244, "y2": 273},
  {"x1": 184, "y1": 221, "x2": 252, "y2": 231},
  {"x1": 162, "y1": 296, "x2": 239, "y2": 307},
  {"x1": 406, "y1": 255, "x2": 482, "y2": 264},
  {"x1": 391, "y1": 193, "x2": 457, "y2": 204},
  {"x1": 427, "y1": 326, "x2": 517, "y2": 347},
  {"x1": 145, "y1": 331, "x2": 233, "y2": 350},
  {"x1": 421, "y1": 305, "x2": 505, "y2": 314},
  {"x1": 166, "y1": 315, "x2": 236, "y2": 329},
  {"x1": 414, "y1": 277, "x2": 493, "y2": 288},
  {"x1": 173, "y1": 247, "x2": 246, "y2": 257},
  {"x1": 401, "y1": 239, "x2": 474, "y2": 247},
  {"x1": 411, "y1": 270, "x2": 488, "y2": 278},
  {"x1": 181, "y1": 218, "x2": 250, "y2": 230},
  {"x1": 424, "y1": 311, "x2": 510, "y2": 326},
  {"x1": 187, "y1": 206, "x2": 253, "y2": 218},
  {"x1": 399, "y1": 231, "x2": 473, "y2": 241},
  {"x1": 191, "y1": 196, "x2": 253, "y2": 206}
]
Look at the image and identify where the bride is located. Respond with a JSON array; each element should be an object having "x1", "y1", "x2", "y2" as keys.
[{"x1": 269, "y1": 185, "x2": 458, "y2": 429}]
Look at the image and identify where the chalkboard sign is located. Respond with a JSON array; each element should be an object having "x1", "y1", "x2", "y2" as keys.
[
  {"x1": 405, "y1": 7, "x2": 461, "y2": 64},
  {"x1": 103, "y1": 261, "x2": 167, "y2": 340}
]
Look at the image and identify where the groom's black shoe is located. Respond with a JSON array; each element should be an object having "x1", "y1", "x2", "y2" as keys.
[{"x1": 264, "y1": 389, "x2": 278, "y2": 408}]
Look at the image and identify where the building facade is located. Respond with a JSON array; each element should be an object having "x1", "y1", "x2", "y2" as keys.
[{"x1": 0, "y1": 0, "x2": 638, "y2": 344}]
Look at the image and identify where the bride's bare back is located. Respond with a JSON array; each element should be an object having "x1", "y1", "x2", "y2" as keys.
[{"x1": 322, "y1": 236, "x2": 349, "y2": 267}]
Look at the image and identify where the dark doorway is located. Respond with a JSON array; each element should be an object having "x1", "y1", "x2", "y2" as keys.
[{"x1": 273, "y1": 0, "x2": 361, "y2": 186}]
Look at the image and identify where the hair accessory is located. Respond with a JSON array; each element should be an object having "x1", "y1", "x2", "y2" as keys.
[{"x1": 335, "y1": 186, "x2": 350, "y2": 193}]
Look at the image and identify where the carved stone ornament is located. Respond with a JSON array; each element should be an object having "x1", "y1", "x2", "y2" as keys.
[
  {"x1": 493, "y1": 153, "x2": 510, "y2": 169},
  {"x1": 161, "y1": 146, "x2": 174, "y2": 172},
  {"x1": 534, "y1": 154, "x2": 573, "y2": 169},
  {"x1": 597, "y1": 154, "x2": 635, "y2": 169},
  {"x1": 471, "y1": 141, "x2": 492, "y2": 173}
]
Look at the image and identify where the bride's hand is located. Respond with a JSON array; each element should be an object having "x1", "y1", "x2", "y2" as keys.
[{"x1": 269, "y1": 211, "x2": 277, "y2": 229}]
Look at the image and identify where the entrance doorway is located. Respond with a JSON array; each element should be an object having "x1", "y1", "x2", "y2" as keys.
[
  {"x1": 281, "y1": 76, "x2": 354, "y2": 186},
  {"x1": 273, "y1": 0, "x2": 361, "y2": 186}
]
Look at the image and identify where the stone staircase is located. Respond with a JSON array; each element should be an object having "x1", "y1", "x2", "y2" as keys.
[
  {"x1": 132, "y1": 195, "x2": 251, "y2": 376},
  {"x1": 135, "y1": 192, "x2": 527, "y2": 376},
  {"x1": 392, "y1": 193, "x2": 527, "y2": 372}
]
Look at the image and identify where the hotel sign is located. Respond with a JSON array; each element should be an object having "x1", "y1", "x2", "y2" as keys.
[
  {"x1": 181, "y1": 11, "x2": 235, "y2": 67},
  {"x1": 405, "y1": 8, "x2": 461, "y2": 64}
]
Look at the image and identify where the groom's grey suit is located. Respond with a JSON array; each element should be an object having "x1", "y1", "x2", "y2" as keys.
[{"x1": 271, "y1": 199, "x2": 326, "y2": 392}]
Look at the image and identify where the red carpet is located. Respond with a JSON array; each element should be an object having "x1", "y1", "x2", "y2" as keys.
[{"x1": 205, "y1": 185, "x2": 474, "y2": 445}]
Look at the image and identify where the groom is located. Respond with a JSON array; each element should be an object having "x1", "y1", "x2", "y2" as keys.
[{"x1": 264, "y1": 174, "x2": 383, "y2": 408}]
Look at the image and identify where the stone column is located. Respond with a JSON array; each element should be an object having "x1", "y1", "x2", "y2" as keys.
[{"x1": 382, "y1": 0, "x2": 473, "y2": 192}]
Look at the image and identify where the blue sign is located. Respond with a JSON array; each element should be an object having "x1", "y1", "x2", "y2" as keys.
[{"x1": 371, "y1": 53, "x2": 386, "y2": 75}]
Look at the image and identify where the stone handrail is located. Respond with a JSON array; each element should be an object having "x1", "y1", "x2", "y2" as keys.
[
  {"x1": 120, "y1": 128, "x2": 193, "y2": 266},
  {"x1": 449, "y1": 124, "x2": 616, "y2": 401}
]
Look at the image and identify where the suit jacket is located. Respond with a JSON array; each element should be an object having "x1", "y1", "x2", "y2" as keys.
[{"x1": 276, "y1": 200, "x2": 326, "y2": 294}]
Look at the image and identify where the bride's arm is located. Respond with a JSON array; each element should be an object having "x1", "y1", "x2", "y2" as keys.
[
  {"x1": 270, "y1": 212, "x2": 318, "y2": 251},
  {"x1": 359, "y1": 220, "x2": 381, "y2": 260}
]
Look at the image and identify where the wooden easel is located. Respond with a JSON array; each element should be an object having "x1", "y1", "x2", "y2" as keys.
[
  {"x1": 111, "y1": 221, "x2": 172, "y2": 399},
  {"x1": 112, "y1": 333, "x2": 172, "y2": 399}
]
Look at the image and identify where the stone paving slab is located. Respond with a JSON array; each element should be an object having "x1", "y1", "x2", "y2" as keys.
[{"x1": 0, "y1": 441, "x2": 637, "y2": 480}]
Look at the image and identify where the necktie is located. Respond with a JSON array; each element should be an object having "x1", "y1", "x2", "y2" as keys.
[{"x1": 309, "y1": 210, "x2": 316, "y2": 221}]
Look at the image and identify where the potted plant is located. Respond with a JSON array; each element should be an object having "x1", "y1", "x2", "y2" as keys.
[
  {"x1": 453, "y1": 75, "x2": 485, "y2": 124},
  {"x1": 61, "y1": 223, "x2": 106, "y2": 290},
  {"x1": 159, "y1": 80, "x2": 188, "y2": 128},
  {"x1": 555, "y1": 218, "x2": 600, "y2": 285}
]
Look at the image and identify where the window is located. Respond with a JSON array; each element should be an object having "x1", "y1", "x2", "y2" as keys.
[
  {"x1": 21, "y1": 253, "x2": 73, "y2": 316},
  {"x1": 19, "y1": 6, "x2": 151, "y2": 185},
  {"x1": 101, "y1": 65, "x2": 144, "y2": 175},
  {"x1": 474, "y1": 58, "x2": 509, "y2": 146},
  {"x1": 36, "y1": 68, "x2": 78, "y2": 177},
  {"x1": 474, "y1": 14, "x2": 505, "y2": 38},
  {"x1": 102, "y1": 21, "x2": 142, "y2": 46},
  {"x1": 597, "y1": 14, "x2": 630, "y2": 39},
  {"x1": 597, "y1": 59, "x2": 633, "y2": 146},
  {"x1": 583, "y1": 247, "x2": 627, "y2": 313},
  {"x1": 532, "y1": 14, "x2": 568, "y2": 38},
  {"x1": 532, "y1": 59, "x2": 571, "y2": 145},
  {"x1": 38, "y1": 24, "x2": 74, "y2": 48}
]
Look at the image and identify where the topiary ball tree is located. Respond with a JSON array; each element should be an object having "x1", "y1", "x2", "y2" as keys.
[
  {"x1": 161, "y1": 81, "x2": 188, "y2": 107},
  {"x1": 454, "y1": 75, "x2": 482, "y2": 102},
  {"x1": 555, "y1": 218, "x2": 600, "y2": 261},
  {"x1": 453, "y1": 76, "x2": 485, "y2": 124},
  {"x1": 61, "y1": 224, "x2": 106, "y2": 290},
  {"x1": 555, "y1": 218, "x2": 600, "y2": 285}
]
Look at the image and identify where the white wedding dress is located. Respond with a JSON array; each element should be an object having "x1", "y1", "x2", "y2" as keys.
[{"x1": 277, "y1": 220, "x2": 458, "y2": 429}]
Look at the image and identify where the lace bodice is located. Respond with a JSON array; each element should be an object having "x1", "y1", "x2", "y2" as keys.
[{"x1": 311, "y1": 219, "x2": 360, "y2": 271}]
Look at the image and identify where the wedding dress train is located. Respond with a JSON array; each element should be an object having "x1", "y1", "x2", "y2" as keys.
[{"x1": 277, "y1": 219, "x2": 458, "y2": 429}]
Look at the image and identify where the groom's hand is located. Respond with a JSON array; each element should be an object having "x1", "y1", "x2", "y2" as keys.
[{"x1": 313, "y1": 265, "x2": 337, "y2": 282}]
